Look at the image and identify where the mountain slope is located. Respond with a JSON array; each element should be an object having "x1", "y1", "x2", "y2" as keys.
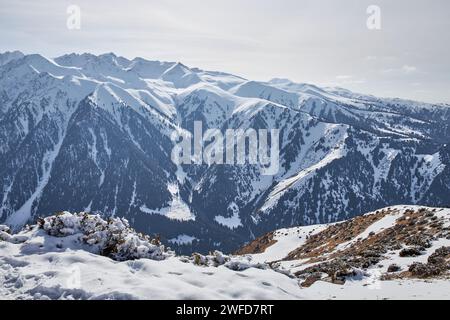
[
  {"x1": 0, "y1": 212, "x2": 301, "y2": 300},
  {"x1": 238, "y1": 205, "x2": 450, "y2": 298},
  {"x1": 1, "y1": 51, "x2": 450, "y2": 254},
  {"x1": 1, "y1": 207, "x2": 449, "y2": 300}
]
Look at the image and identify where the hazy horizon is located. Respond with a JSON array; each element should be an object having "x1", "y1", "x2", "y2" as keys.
[{"x1": 1, "y1": 0, "x2": 449, "y2": 103}]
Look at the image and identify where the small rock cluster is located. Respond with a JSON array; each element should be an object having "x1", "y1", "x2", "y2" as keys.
[
  {"x1": 184, "y1": 251, "x2": 267, "y2": 271},
  {"x1": 296, "y1": 259, "x2": 360, "y2": 287},
  {"x1": 408, "y1": 246, "x2": 450, "y2": 278},
  {"x1": 0, "y1": 225, "x2": 11, "y2": 240}
]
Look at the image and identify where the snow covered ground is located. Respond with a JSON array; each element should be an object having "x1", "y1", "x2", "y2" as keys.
[
  {"x1": 0, "y1": 213, "x2": 300, "y2": 300},
  {"x1": 1, "y1": 207, "x2": 449, "y2": 300},
  {"x1": 0, "y1": 248, "x2": 303, "y2": 300},
  {"x1": 296, "y1": 278, "x2": 450, "y2": 300}
]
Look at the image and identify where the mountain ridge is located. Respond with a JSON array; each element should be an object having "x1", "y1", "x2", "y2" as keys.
[{"x1": 1, "y1": 51, "x2": 450, "y2": 254}]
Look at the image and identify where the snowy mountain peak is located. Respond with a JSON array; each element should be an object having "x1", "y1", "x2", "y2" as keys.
[
  {"x1": 160, "y1": 62, "x2": 201, "y2": 88},
  {"x1": 0, "y1": 50, "x2": 25, "y2": 66},
  {"x1": 268, "y1": 78, "x2": 293, "y2": 84},
  {"x1": 1, "y1": 51, "x2": 450, "y2": 256}
]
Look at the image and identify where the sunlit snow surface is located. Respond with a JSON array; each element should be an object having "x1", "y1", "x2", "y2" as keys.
[
  {"x1": 1, "y1": 206, "x2": 449, "y2": 300},
  {"x1": 0, "y1": 222, "x2": 300, "y2": 300}
]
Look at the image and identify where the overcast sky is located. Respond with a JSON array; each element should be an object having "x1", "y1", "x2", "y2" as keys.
[{"x1": 1, "y1": 0, "x2": 449, "y2": 103}]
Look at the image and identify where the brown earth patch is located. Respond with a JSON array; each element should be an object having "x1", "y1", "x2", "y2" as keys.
[
  {"x1": 235, "y1": 207, "x2": 449, "y2": 287},
  {"x1": 287, "y1": 207, "x2": 448, "y2": 286},
  {"x1": 235, "y1": 231, "x2": 277, "y2": 255},
  {"x1": 284, "y1": 209, "x2": 392, "y2": 262}
]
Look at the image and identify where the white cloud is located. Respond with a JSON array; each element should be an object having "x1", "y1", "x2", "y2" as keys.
[
  {"x1": 336, "y1": 75, "x2": 353, "y2": 80},
  {"x1": 402, "y1": 65, "x2": 417, "y2": 74},
  {"x1": 381, "y1": 65, "x2": 418, "y2": 75}
]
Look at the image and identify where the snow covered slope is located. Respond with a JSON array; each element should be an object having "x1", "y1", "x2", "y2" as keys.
[
  {"x1": 238, "y1": 206, "x2": 450, "y2": 299},
  {"x1": 1, "y1": 51, "x2": 450, "y2": 254},
  {"x1": 0, "y1": 212, "x2": 301, "y2": 300},
  {"x1": 1, "y1": 207, "x2": 449, "y2": 300}
]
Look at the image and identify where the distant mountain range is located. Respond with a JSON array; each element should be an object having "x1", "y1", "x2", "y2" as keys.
[{"x1": 1, "y1": 51, "x2": 450, "y2": 254}]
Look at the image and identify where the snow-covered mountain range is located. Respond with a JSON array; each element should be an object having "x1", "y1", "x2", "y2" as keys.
[{"x1": 1, "y1": 51, "x2": 450, "y2": 254}]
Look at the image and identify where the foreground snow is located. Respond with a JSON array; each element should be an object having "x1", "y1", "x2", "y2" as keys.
[
  {"x1": 1, "y1": 207, "x2": 449, "y2": 300},
  {"x1": 0, "y1": 250, "x2": 303, "y2": 300},
  {"x1": 0, "y1": 212, "x2": 300, "y2": 300}
]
